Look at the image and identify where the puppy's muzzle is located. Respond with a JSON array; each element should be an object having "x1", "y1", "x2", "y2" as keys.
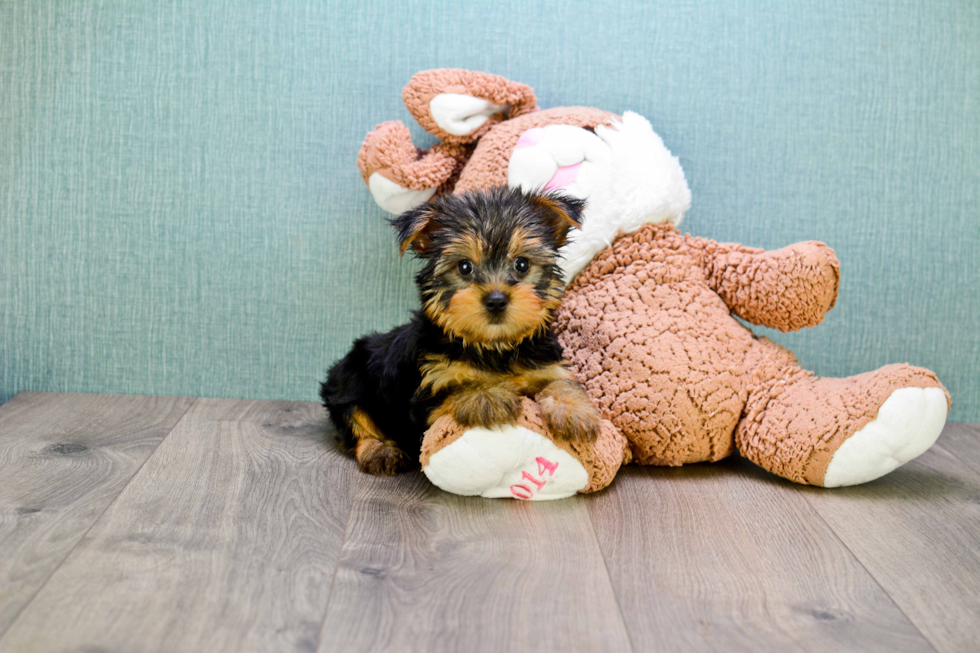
[{"x1": 482, "y1": 291, "x2": 509, "y2": 315}]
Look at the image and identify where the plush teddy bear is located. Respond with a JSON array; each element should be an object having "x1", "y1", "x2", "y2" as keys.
[{"x1": 358, "y1": 68, "x2": 950, "y2": 500}]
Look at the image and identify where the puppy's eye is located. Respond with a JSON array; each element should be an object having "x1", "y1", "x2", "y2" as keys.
[
  {"x1": 514, "y1": 257, "x2": 530, "y2": 274},
  {"x1": 457, "y1": 259, "x2": 474, "y2": 276}
]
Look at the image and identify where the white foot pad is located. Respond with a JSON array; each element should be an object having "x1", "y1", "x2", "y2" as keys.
[
  {"x1": 422, "y1": 425, "x2": 588, "y2": 500},
  {"x1": 823, "y1": 387, "x2": 948, "y2": 487}
]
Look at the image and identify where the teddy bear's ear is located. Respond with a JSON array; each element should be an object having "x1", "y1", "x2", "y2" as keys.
[
  {"x1": 390, "y1": 203, "x2": 443, "y2": 256},
  {"x1": 402, "y1": 69, "x2": 538, "y2": 144},
  {"x1": 534, "y1": 192, "x2": 586, "y2": 248},
  {"x1": 358, "y1": 121, "x2": 473, "y2": 215}
]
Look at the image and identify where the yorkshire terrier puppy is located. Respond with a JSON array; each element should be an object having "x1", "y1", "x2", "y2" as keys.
[{"x1": 320, "y1": 187, "x2": 601, "y2": 476}]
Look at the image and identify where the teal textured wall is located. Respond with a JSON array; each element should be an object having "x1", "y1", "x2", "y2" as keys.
[{"x1": 1, "y1": 0, "x2": 978, "y2": 420}]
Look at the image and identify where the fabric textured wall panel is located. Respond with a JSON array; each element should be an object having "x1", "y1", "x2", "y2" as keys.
[{"x1": 1, "y1": 0, "x2": 978, "y2": 420}]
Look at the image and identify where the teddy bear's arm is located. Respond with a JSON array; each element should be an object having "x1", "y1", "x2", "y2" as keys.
[
  {"x1": 402, "y1": 69, "x2": 538, "y2": 144},
  {"x1": 357, "y1": 121, "x2": 473, "y2": 214},
  {"x1": 686, "y1": 236, "x2": 840, "y2": 332}
]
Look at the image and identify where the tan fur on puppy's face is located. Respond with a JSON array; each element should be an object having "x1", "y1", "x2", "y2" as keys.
[
  {"x1": 422, "y1": 227, "x2": 565, "y2": 347},
  {"x1": 437, "y1": 281, "x2": 554, "y2": 345},
  {"x1": 393, "y1": 187, "x2": 584, "y2": 350}
]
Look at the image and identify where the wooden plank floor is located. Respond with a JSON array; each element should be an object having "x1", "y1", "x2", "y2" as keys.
[{"x1": 0, "y1": 393, "x2": 977, "y2": 653}]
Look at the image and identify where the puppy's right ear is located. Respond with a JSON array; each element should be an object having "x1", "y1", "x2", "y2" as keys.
[
  {"x1": 391, "y1": 204, "x2": 442, "y2": 256},
  {"x1": 534, "y1": 192, "x2": 586, "y2": 248}
]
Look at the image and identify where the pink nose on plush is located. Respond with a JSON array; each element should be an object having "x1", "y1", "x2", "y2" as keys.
[
  {"x1": 545, "y1": 162, "x2": 582, "y2": 191},
  {"x1": 515, "y1": 128, "x2": 545, "y2": 149}
]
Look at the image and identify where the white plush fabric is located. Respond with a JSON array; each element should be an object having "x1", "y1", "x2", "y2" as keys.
[
  {"x1": 429, "y1": 93, "x2": 506, "y2": 136},
  {"x1": 507, "y1": 111, "x2": 692, "y2": 282},
  {"x1": 422, "y1": 424, "x2": 589, "y2": 500},
  {"x1": 508, "y1": 124, "x2": 611, "y2": 199},
  {"x1": 823, "y1": 387, "x2": 948, "y2": 487},
  {"x1": 368, "y1": 172, "x2": 438, "y2": 215}
]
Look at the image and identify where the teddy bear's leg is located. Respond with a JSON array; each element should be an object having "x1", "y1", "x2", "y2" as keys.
[
  {"x1": 420, "y1": 398, "x2": 630, "y2": 500},
  {"x1": 357, "y1": 120, "x2": 473, "y2": 214},
  {"x1": 735, "y1": 338, "x2": 949, "y2": 487}
]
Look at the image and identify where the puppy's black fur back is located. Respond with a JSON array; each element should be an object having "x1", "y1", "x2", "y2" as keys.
[{"x1": 320, "y1": 313, "x2": 428, "y2": 462}]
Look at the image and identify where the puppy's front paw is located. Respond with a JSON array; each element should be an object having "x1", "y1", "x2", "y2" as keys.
[
  {"x1": 450, "y1": 385, "x2": 523, "y2": 428},
  {"x1": 356, "y1": 438, "x2": 410, "y2": 476},
  {"x1": 538, "y1": 391, "x2": 601, "y2": 443}
]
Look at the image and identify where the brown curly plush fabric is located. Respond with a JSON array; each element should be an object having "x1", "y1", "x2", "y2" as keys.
[
  {"x1": 420, "y1": 397, "x2": 631, "y2": 493},
  {"x1": 556, "y1": 223, "x2": 950, "y2": 485},
  {"x1": 687, "y1": 237, "x2": 841, "y2": 331},
  {"x1": 401, "y1": 69, "x2": 539, "y2": 144},
  {"x1": 356, "y1": 120, "x2": 474, "y2": 194}
]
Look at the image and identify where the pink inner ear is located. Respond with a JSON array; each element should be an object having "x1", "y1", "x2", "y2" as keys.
[
  {"x1": 515, "y1": 127, "x2": 545, "y2": 149},
  {"x1": 545, "y1": 162, "x2": 582, "y2": 191}
]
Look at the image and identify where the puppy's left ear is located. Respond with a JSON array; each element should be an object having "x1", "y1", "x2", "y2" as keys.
[
  {"x1": 391, "y1": 204, "x2": 443, "y2": 256},
  {"x1": 535, "y1": 192, "x2": 586, "y2": 248}
]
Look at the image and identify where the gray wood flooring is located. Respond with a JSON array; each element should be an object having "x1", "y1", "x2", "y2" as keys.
[{"x1": 0, "y1": 392, "x2": 977, "y2": 653}]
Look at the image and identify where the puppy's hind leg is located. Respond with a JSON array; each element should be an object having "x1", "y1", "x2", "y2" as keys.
[{"x1": 348, "y1": 407, "x2": 410, "y2": 477}]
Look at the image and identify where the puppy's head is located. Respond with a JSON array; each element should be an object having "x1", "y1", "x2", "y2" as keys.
[{"x1": 391, "y1": 187, "x2": 585, "y2": 347}]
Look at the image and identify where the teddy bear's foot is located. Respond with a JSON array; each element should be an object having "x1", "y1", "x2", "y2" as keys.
[
  {"x1": 422, "y1": 424, "x2": 590, "y2": 500},
  {"x1": 420, "y1": 398, "x2": 630, "y2": 499},
  {"x1": 823, "y1": 386, "x2": 948, "y2": 487},
  {"x1": 736, "y1": 343, "x2": 951, "y2": 487}
]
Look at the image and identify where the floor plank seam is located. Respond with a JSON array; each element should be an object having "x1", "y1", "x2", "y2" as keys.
[
  {"x1": 797, "y1": 490, "x2": 940, "y2": 653},
  {"x1": 585, "y1": 496, "x2": 638, "y2": 653},
  {"x1": 0, "y1": 396, "x2": 200, "y2": 644},
  {"x1": 312, "y1": 457, "x2": 361, "y2": 653}
]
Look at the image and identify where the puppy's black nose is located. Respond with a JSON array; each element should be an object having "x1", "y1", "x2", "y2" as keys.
[{"x1": 483, "y1": 291, "x2": 509, "y2": 314}]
